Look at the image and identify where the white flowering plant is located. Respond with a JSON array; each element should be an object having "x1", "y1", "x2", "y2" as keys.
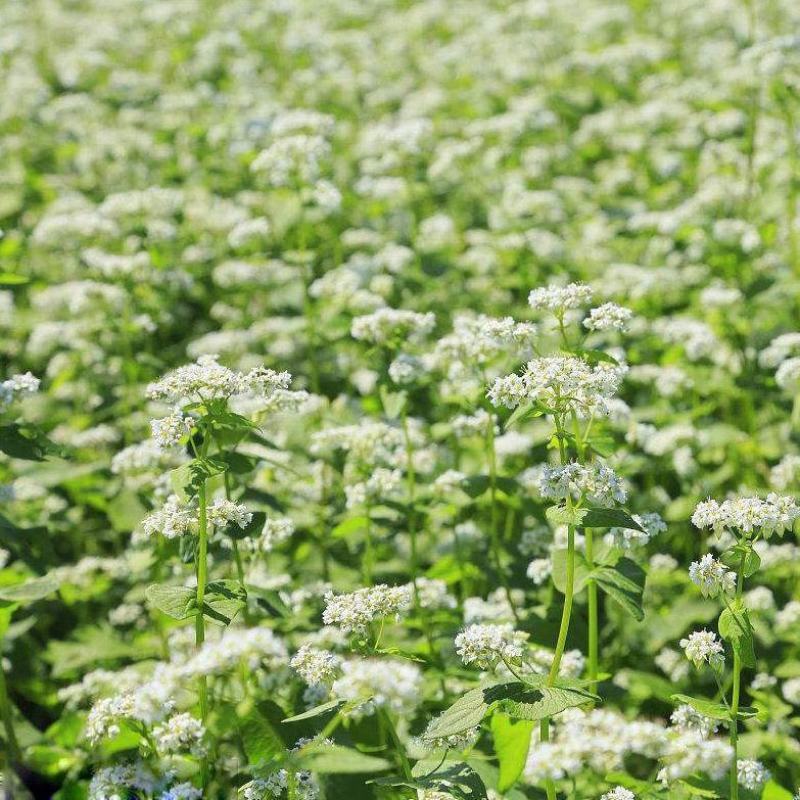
[{"x1": 2, "y1": 2, "x2": 800, "y2": 800}]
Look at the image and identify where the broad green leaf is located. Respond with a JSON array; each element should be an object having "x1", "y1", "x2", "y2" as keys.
[
  {"x1": 581, "y1": 507, "x2": 644, "y2": 531},
  {"x1": 380, "y1": 387, "x2": 407, "y2": 419},
  {"x1": 591, "y1": 558, "x2": 646, "y2": 621},
  {"x1": 0, "y1": 272, "x2": 29, "y2": 285},
  {"x1": 331, "y1": 516, "x2": 369, "y2": 540},
  {"x1": 505, "y1": 404, "x2": 544, "y2": 430},
  {"x1": 491, "y1": 713, "x2": 533, "y2": 791},
  {"x1": 0, "y1": 423, "x2": 64, "y2": 461},
  {"x1": 502, "y1": 685, "x2": 598, "y2": 722},
  {"x1": 551, "y1": 549, "x2": 591, "y2": 594},
  {"x1": 382, "y1": 761, "x2": 488, "y2": 800},
  {"x1": 203, "y1": 580, "x2": 247, "y2": 624},
  {"x1": 546, "y1": 505, "x2": 588, "y2": 528},
  {"x1": 671, "y1": 694, "x2": 731, "y2": 721},
  {"x1": 241, "y1": 703, "x2": 285, "y2": 766},
  {"x1": 295, "y1": 743, "x2": 390, "y2": 774},
  {"x1": 426, "y1": 682, "x2": 596, "y2": 739},
  {"x1": 0, "y1": 571, "x2": 61, "y2": 603},
  {"x1": 761, "y1": 781, "x2": 794, "y2": 800},
  {"x1": 719, "y1": 603, "x2": 756, "y2": 668},
  {"x1": 283, "y1": 699, "x2": 344, "y2": 722},
  {"x1": 145, "y1": 584, "x2": 196, "y2": 619}
]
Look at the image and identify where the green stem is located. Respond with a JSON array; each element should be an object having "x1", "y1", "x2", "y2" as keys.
[
  {"x1": 585, "y1": 528, "x2": 598, "y2": 693},
  {"x1": 196, "y1": 474, "x2": 209, "y2": 788},
  {"x1": 364, "y1": 502, "x2": 374, "y2": 584},
  {"x1": 0, "y1": 656, "x2": 21, "y2": 765},
  {"x1": 729, "y1": 551, "x2": 747, "y2": 800}
]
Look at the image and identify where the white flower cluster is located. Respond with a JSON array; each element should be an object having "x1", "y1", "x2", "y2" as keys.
[
  {"x1": 528, "y1": 282, "x2": 594, "y2": 313},
  {"x1": 350, "y1": 307, "x2": 436, "y2": 345},
  {"x1": 488, "y1": 356, "x2": 627, "y2": 417},
  {"x1": 605, "y1": 512, "x2": 666, "y2": 550},
  {"x1": 322, "y1": 585, "x2": 413, "y2": 634},
  {"x1": 737, "y1": 759, "x2": 771, "y2": 791},
  {"x1": 290, "y1": 645, "x2": 341, "y2": 685},
  {"x1": 88, "y1": 762, "x2": 160, "y2": 800},
  {"x1": 331, "y1": 657, "x2": 422, "y2": 718},
  {"x1": 146, "y1": 355, "x2": 293, "y2": 404},
  {"x1": 0, "y1": 372, "x2": 40, "y2": 410},
  {"x1": 539, "y1": 462, "x2": 627, "y2": 507},
  {"x1": 454, "y1": 623, "x2": 528, "y2": 670},
  {"x1": 150, "y1": 410, "x2": 194, "y2": 448},
  {"x1": 600, "y1": 789, "x2": 635, "y2": 800},
  {"x1": 692, "y1": 495, "x2": 800, "y2": 537},
  {"x1": 344, "y1": 467, "x2": 402, "y2": 509},
  {"x1": 669, "y1": 704, "x2": 719, "y2": 738},
  {"x1": 688, "y1": 554, "x2": 736, "y2": 598},
  {"x1": 243, "y1": 516, "x2": 294, "y2": 552},
  {"x1": 583, "y1": 303, "x2": 633, "y2": 332},
  {"x1": 680, "y1": 630, "x2": 724, "y2": 670},
  {"x1": 141, "y1": 495, "x2": 197, "y2": 539},
  {"x1": 207, "y1": 498, "x2": 253, "y2": 530},
  {"x1": 152, "y1": 712, "x2": 206, "y2": 756}
]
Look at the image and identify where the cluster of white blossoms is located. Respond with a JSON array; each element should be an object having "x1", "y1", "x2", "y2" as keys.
[
  {"x1": 688, "y1": 554, "x2": 736, "y2": 597},
  {"x1": 604, "y1": 512, "x2": 667, "y2": 550},
  {"x1": 680, "y1": 630, "x2": 725, "y2": 669},
  {"x1": 451, "y1": 409, "x2": 499, "y2": 438},
  {"x1": 737, "y1": 759, "x2": 771, "y2": 791},
  {"x1": 289, "y1": 645, "x2": 341, "y2": 686},
  {"x1": 670, "y1": 704, "x2": 719, "y2": 738},
  {"x1": 583, "y1": 303, "x2": 633, "y2": 332},
  {"x1": 350, "y1": 308, "x2": 436, "y2": 345},
  {"x1": 528, "y1": 282, "x2": 594, "y2": 314},
  {"x1": 331, "y1": 657, "x2": 422, "y2": 718},
  {"x1": 241, "y1": 516, "x2": 294, "y2": 553},
  {"x1": 87, "y1": 762, "x2": 160, "y2": 800},
  {"x1": 322, "y1": 584, "x2": 412, "y2": 634},
  {"x1": 150, "y1": 410, "x2": 194, "y2": 448},
  {"x1": 488, "y1": 356, "x2": 627, "y2": 417},
  {"x1": 152, "y1": 712, "x2": 206, "y2": 756},
  {"x1": 206, "y1": 499, "x2": 253, "y2": 530},
  {"x1": 241, "y1": 739, "x2": 322, "y2": 800},
  {"x1": 0, "y1": 371, "x2": 40, "y2": 411},
  {"x1": 146, "y1": 355, "x2": 294, "y2": 404},
  {"x1": 344, "y1": 467, "x2": 402, "y2": 509},
  {"x1": 600, "y1": 788, "x2": 635, "y2": 800},
  {"x1": 656, "y1": 731, "x2": 733, "y2": 784},
  {"x1": 539, "y1": 462, "x2": 627, "y2": 507},
  {"x1": 431, "y1": 312, "x2": 538, "y2": 373},
  {"x1": 454, "y1": 623, "x2": 529, "y2": 670},
  {"x1": 692, "y1": 494, "x2": 800, "y2": 536},
  {"x1": 141, "y1": 495, "x2": 197, "y2": 539}
]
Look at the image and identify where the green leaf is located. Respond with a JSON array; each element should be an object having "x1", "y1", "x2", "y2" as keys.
[
  {"x1": 203, "y1": 580, "x2": 247, "y2": 624},
  {"x1": 169, "y1": 459, "x2": 225, "y2": 502},
  {"x1": 425, "y1": 681, "x2": 596, "y2": 739},
  {"x1": 551, "y1": 549, "x2": 591, "y2": 594},
  {"x1": 491, "y1": 713, "x2": 533, "y2": 792},
  {"x1": 505, "y1": 404, "x2": 544, "y2": 430},
  {"x1": 761, "y1": 780, "x2": 794, "y2": 800},
  {"x1": 295, "y1": 743, "x2": 391, "y2": 774},
  {"x1": 380, "y1": 387, "x2": 407, "y2": 419},
  {"x1": 0, "y1": 272, "x2": 29, "y2": 285},
  {"x1": 501, "y1": 685, "x2": 598, "y2": 722},
  {"x1": 0, "y1": 572, "x2": 61, "y2": 603},
  {"x1": 581, "y1": 507, "x2": 644, "y2": 531},
  {"x1": 331, "y1": 516, "x2": 369, "y2": 540},
  {"x1": 241, "y1": 703, "x2": 285, "y2": 766},
  {"x1": 671, "y1": 694, "x2": 731, "y2": 722},
  {"x1": 546, "y1": 505, "x2": 588, "y2": 528},
  {"x1": 282, "y1": 699, "x2": 344, "y2": 722},
  {"x1": 591, "y1": 558, "x2": 646, "y2": 621},
  {"x1": 719, "y1": 603, "x2": 756, "y2": 668},
  {"x1": 382, "y1": 761, "x2": 488, "y2": 800},
  {"x1": 0, "y1": 423, "x2": 64, "y2": 461},
  {"x1": 145, "y1": 584, "x2": 196, "y2": 619}
]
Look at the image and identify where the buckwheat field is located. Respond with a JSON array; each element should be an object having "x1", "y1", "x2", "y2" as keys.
[{"x1": 2, "y1": 1, "x2": 800, "y2": 799}]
